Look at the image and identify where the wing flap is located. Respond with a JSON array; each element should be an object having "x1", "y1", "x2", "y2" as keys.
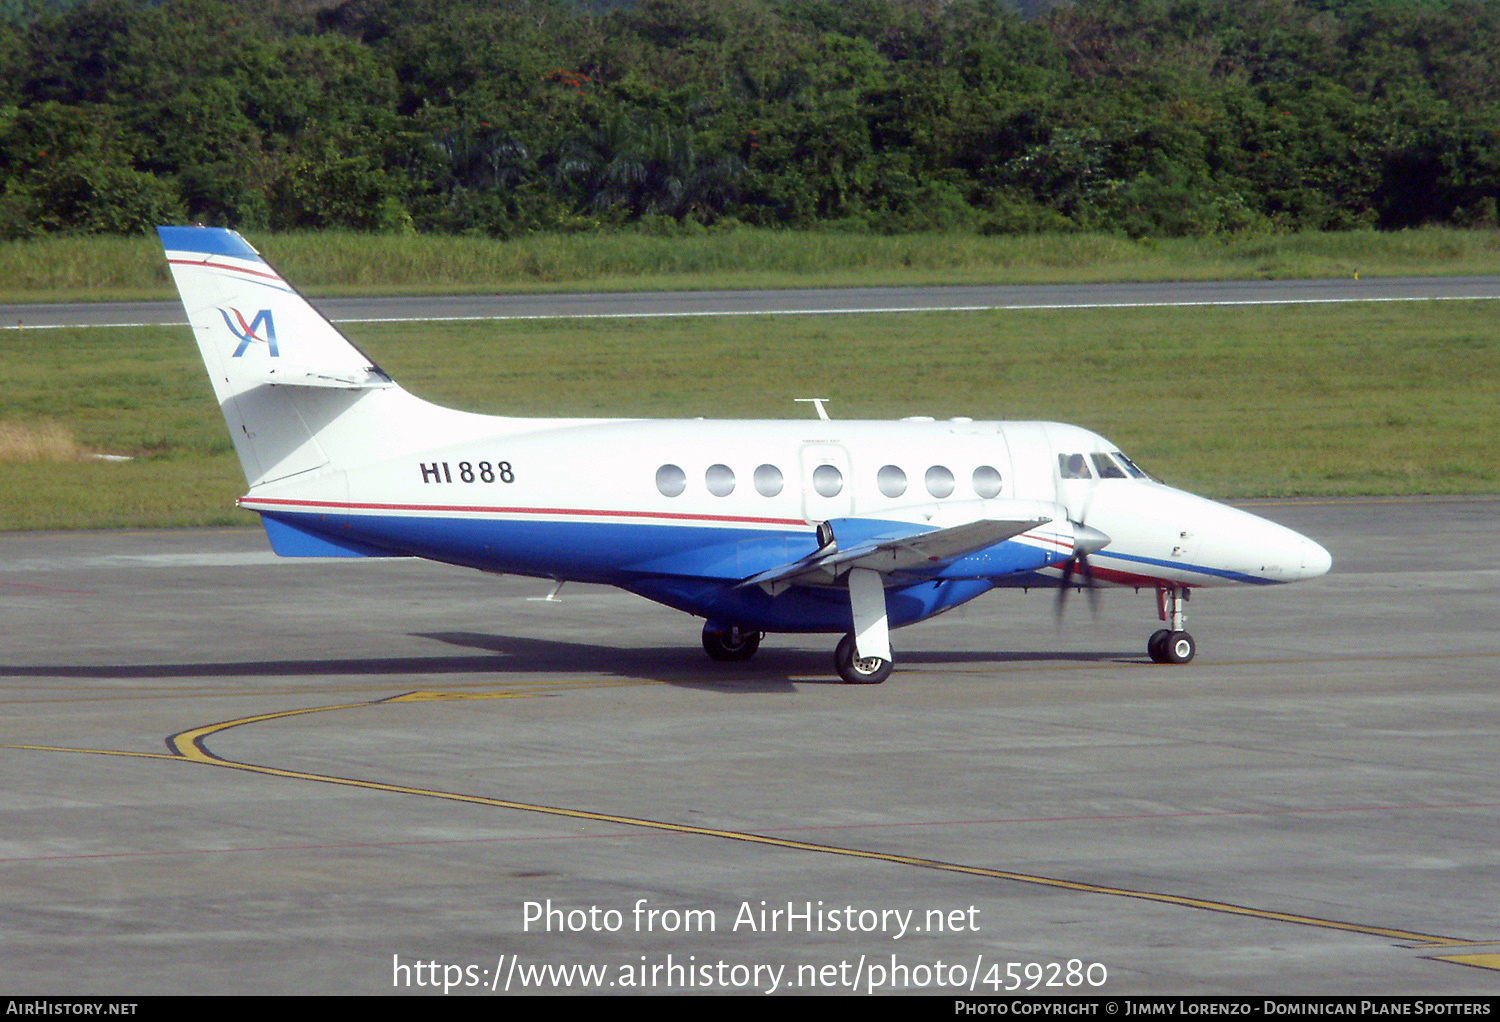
[{"x1": 737, "y1": 516, "x2": 1050, "y2": 592}]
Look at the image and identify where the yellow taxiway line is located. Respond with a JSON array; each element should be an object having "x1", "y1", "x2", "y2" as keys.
[{"x1": 8, "y1": 687, "x2": 1495, "y2": 965}]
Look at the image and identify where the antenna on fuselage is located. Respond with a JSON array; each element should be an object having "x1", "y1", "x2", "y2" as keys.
[{"x1": 794, "y1": 397, "x2": 831, "y2": 421}]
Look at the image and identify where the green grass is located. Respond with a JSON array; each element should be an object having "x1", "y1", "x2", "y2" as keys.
[
  {"x1": 4, "y1": 226, "x2": 1500, "y2": 303},
  {"x1": 3, "y1": 300, "x2": 1496, "y2": 528}
]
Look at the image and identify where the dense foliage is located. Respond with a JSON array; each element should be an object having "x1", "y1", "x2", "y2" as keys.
[{"x1": 1, "y1": 0, "x2": 1497, "y2": 239}]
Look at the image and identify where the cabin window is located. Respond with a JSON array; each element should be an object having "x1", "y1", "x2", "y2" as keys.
[
  {"x1": 1091, "y1": 453, "x2": 1128, "y2": 479},
  {"x1": 812, "y1": 463, "x2": 843, "y2": 497},
  {"x1": 656, "y1": 464, "x2": 687, "y2": 497},
  {"x1": 754, "y1": 464, "x2": 784, "y2": 497},
  {"x1": 877, "y1": 464, "x2": 907, "y2": 498},
  {"x1": 925, "y1": 465, "x2": 955, "y2": 498},
  {"x1": 972, "y1": 465, "x2": 1002, "y2": 498},
  {"x1": 706, "y1": 463, "x2": 735, "y2": 496},
  {"x1": 1059, "y1": 453, "x2": 1092, "y2": 479}
]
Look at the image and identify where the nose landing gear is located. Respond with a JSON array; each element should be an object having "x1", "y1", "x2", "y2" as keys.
[
  {"x1": 1148, "y1": 627, "x2": 1196, "y2": 664},
  {"x1": 1148, "y1": 585, "x2": 1195, "y2": 664}
]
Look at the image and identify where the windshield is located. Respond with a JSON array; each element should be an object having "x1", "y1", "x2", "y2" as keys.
[
  {"x1": 1091, "y1": 452, "x2": 1128, "y2": 479},
  {"x1": 1111, "y1": 450, "x2": 1154, "y2": 480},
  {"x1": 1060, "y1": 450, "x2": 1154, "y2": 481}
]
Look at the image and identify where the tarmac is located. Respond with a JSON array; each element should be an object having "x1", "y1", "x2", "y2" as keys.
[
  {"x1": 6, "y1": 274, "x2": 1500, "y2": 329},
  {"x1": 2, "y1": 497, "x2": 1498, "y2": 994}
]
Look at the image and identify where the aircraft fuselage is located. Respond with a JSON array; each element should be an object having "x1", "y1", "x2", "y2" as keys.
[{"x1": 238, "y1": 408, "x2": 1329, "y2": 633}]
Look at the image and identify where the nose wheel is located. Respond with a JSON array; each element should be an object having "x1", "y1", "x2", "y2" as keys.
[{"x1": 1148, "y1": 628, "x2": 1196, "y2": 664}]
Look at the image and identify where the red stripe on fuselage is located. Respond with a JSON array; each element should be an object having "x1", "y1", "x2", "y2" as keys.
[
  {"x1": 1050, "y1": 560, "x2": 1194, "y2": 589},
  {"x1": 1021, "y1": 532, "x2": 1072, "y2": 552},
  {"x1": 238, "y1": 496, "x2": 808, "y2": 527}
]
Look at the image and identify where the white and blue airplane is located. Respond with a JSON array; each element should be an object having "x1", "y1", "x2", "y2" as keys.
[{"x1": 158, "y1": 226, "x2": 1331, "y2": 684}]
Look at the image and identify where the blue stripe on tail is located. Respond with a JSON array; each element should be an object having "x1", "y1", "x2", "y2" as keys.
[{"x1": 156, "y1": 226, "x2": 263, "y2": 260}]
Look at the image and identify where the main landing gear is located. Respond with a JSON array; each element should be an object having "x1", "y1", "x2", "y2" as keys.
[
  {"x1": 834, "y1": 567, "x2": 894, "y2": 684},
  {"x1": 701, "y1": 568, "x2": 897, "y2": 684},
  {"x1": 834, "y1": 633, "x2": 893, "y2": 685},
  {"x1": 702, "y1": 621, "x2": 893, "y2": 683},
  {"x1": 1148, "y1": 584, "x2": 1195, "y2": 664},
  {"x1": 702, "y1": 623, "x2": 761, "y2": 661}
]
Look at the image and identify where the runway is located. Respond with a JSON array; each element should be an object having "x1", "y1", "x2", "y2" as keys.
[
  {"x1": 5, "y1": 273, "x2": 1500, "y2": 328},
  {"x1": 1, "y1": 498, "x2": 1497, "y2": 994}
]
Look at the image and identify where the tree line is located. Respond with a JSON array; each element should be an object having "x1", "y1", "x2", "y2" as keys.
[{"x1": 1, "y1": 0, "x2": 1497, "y2": 239}]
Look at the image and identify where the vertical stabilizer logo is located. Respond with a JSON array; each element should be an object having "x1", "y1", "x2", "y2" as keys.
[{"x1": 219, "y1": 308, "x2": 279, "y2": 357}]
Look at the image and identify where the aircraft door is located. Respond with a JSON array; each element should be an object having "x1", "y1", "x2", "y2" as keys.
[
  {"x1": 998, "y1": 423, "x2": 1053, "y2": 502},
  {"x1": 798, "y1": 444, "x2": 855, "y2": 523}
]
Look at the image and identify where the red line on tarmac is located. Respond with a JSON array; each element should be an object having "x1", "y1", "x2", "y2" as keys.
[{"x1": 0, "y1": 580, "x2": 96, "y2": 595}]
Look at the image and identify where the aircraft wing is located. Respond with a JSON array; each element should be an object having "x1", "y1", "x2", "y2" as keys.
[{"x1": 737, "y1": 516, "x2": 1051, "y2": 593}]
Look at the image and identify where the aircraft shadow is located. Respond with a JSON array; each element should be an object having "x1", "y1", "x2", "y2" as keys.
[
  {"x1": 898, "y1": 649, "x2": 1142, "y2": 666},
  {"x1": 418, "y1": 632, "x2": 1144, "y2": 688},
  {"x1": 417, "y1": 632, "x2": 819, "y2": 691},
  {"x1": 0, "y1": 634, "x2": 1140, "y2": 687}
]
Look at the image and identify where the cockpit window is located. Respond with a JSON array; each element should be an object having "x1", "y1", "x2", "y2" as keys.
[
  {"x1": 1058, "y1": 453, "x2": 1092, "y2": 479},
  {"x1": 1111, "y1": 451, "x2": 1150, "y2": 480},
  {"x1": 1091, "y1": 452, "x2": 1128, "y2": 479}
]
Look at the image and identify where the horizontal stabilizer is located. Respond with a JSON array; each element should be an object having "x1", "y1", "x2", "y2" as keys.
[
  {"x1": 737, "y1": 516, "x2": 1050, "y2": 592},
  {"x1": 263, "y1": 364, "x2": 395, "y2": 390}
]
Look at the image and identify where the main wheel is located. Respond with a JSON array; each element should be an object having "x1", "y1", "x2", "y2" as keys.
[
  {"x1": 702, "y1": 625, "x2": 761, "y2": 662},
  {"x1": 1147, "y1": 628, "x2": 1171, "y2": 663},
  {"x1": 834, "y1": 633, "x2": 893, "y2": 685},
  {"x1": 1164, "y1": 630, "x2": 1196, "y2": 664}
]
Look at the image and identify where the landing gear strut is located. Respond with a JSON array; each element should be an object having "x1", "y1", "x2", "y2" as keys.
[
  {"x1": 1148, "y1": 584, "x2": 1195, "y2": 664},
  {"x1": 702, "y1": 622, "x2": 761, "y2": 662},
  {"x1": 835, "y1": 633, "x2": 893, "y2": 684},
  {"x1": 836, "y1": 567, "x2": 894, "y2": 684}
]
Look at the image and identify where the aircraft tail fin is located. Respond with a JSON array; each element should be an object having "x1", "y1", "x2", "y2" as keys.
[{"x1": 158, "y1": 226, "x2": 395, "y2": 489}]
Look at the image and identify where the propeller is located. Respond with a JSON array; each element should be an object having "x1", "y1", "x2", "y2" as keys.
[{"x1": 1057, "y1": 520, "x2": 1111, "y2": 619}]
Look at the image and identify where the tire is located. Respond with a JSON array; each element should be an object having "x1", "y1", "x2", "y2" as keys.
[
  {"x1": 702, "y1": 625, "x2": 761, "y2": 662},
  {"x1": 834, "y1": 633, "x2": 893, "y2": 685},
  {"x1": 1148, "y1": 628, "x2": 1171, "y2": 663},
  {"x1": 1164, "y1": 631, "x2": 1196, "y2": 664}
]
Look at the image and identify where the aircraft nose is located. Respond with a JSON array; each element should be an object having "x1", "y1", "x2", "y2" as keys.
[
  {"x1": 1216, "y1": 504, "x2": 1332, "y2": 583},
  {"x1": 1298, "y1": 535, "x2": 1332, "y2": 579}
]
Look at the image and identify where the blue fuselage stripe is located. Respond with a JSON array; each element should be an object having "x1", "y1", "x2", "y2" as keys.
[
  {"x1": 258, "y1": 509, "x2": 1060, "y2": 632},
  {"x1": 1094, "y1": 549, "x2": 1279, "y2": 585}
]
